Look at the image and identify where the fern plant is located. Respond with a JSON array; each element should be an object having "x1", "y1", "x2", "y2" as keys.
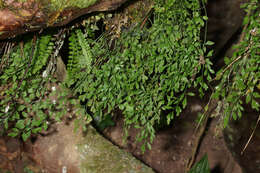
[
  {"x1": 0, "y1": 33, "x2": 54, "y2": 140},
  {"x1": 0, "y1": 31, "x2": 87, "y2": 140},
  {"x1": 212, "y1": 0, "x2": 260, "y2": 127},
  {"x1": 1, "y1": 0, "x2": 258, "y2": 153},
  {"x1": 65, "y1": 0, "x2": 214, "y2": 151}
]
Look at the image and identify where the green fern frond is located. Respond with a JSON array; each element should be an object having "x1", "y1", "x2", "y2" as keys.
[
  {"x1": 66, "y1": 29, "x2": 94, "y2": 88},
  {"x1": 32, "y1": 34, "x2": 54, "y2": 74},
  {"x1": 76, "y1": 29, "x2": 93, "y2": 72}
]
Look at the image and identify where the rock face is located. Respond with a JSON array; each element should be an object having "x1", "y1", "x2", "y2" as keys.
[
  {"x1": 223, "y1": 110, "x2": 260, "y2": 173},
  {"x1": 0, "y1": 137, "x2": 22, "y2": 173},
  {"x1": 206, "y1": 0, "x2": 246, "y2": 59},
  {"x1": 103, "y1": 96, "x2": 243, "y2": 173},
  {"x1": 25, "y1": 121, "x2": 155, "y2": 173},
  {"x1": 0, "y1": 0, "x2": 128, "y2": 39}
]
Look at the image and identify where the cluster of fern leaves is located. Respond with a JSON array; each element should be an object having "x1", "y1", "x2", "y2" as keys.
[
  {"x1": 65, "y1": 0, "x2": 213, "y2": 150},
  {"x1": 0, "y1": 31, "x2": 87, "y2": 140},
  {"x1": 0, "y1": 0, "x2": 259, "y2": 152},
  {"x1": 212, "y1": 0, "x2": 260, "y2": 127},
  {"x1": 0, "y1": 34, "x2": 54, "y2": 140}
]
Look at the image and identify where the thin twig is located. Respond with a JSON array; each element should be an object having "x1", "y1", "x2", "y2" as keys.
[
  {"x1": 241, "y1": 114, "x2": 260, "y2": 155},
  {"x1": 186, "y1": 99, "x2": 217, "y2": 172},
  {"x1": 195, "y1": 97, "x2": 211, "y2": 132},
  {"x1": 140, "y1": 7, "x2": 153, "y2": 29},
  {"x1": 212, "y1": 41, "x2": 252, "y2": 81},
  {"x1": 238, "y1": 9, "x2": 251, "y2": 44},
  {"x1": 186, "y1": 114, "x2": 209, "y2": 172},
  {"x1": 202, "y1": 0, "x2": 208, "y2": 45},
  {"x1": 0, "y1": 42, "x2": 13, "y2": 73}
]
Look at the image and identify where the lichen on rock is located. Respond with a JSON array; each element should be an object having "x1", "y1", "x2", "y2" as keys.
[{"x1": 49, "y1": 0, "x2": 98, "y2": 11}]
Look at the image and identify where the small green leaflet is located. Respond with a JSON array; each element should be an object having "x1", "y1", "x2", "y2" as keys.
[
  {"x1": 205, "y1": 41, "x2": 214, "y2": 46},
  {"x1": 188, "y1": 154, "x2": 211, "y2": 173}
]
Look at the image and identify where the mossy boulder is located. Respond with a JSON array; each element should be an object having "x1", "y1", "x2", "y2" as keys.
[{"x1": 26, "y1": 121, "x2": 155, "y2": 173}]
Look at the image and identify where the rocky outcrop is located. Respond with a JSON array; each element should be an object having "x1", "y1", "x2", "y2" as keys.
[
  {"x1": 0, "y1": 0, "x2": 128, "y2": 39},
  {"x1": 24, "y1": 121, "x2": 155, "y2": 173}
]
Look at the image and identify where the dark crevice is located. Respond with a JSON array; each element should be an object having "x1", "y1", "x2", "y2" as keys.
[{"x1": 211, "y1": 27, "x2": 243, "y2": 72}]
